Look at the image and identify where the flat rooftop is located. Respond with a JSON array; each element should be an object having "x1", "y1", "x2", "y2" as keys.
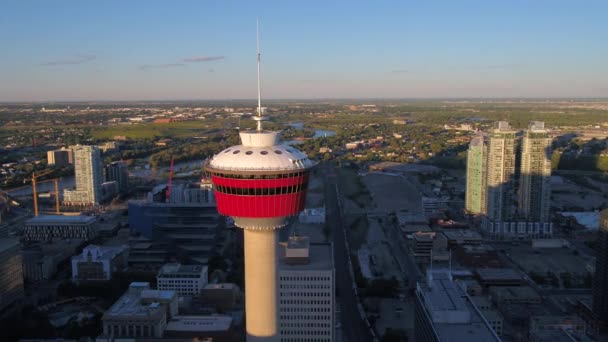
[
  {"x1": 158, "y1": 263, "x2": 207, "y2": 276},
  {"x1": 104, "y1": 282, "x2": 176, "y2": 318},
  {"x1": 279, "y1": 242, "x2": 333, "y2": 271},
  {"x1": 25, "y1": 214, "x2": 97, "y2": 225},
  {"x1": 476, "y1": 268, "x2": 523, "y2": 282},
  {"x1": 418, "y1": 272, "x2": 500, "y2": 342},
  {"x1": 165, "y1": 315, "x2": 232, "y2": 332}
]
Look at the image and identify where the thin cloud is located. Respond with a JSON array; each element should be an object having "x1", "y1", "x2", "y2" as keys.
[
  {"x1": 41, "y1": 54, "x2": 96, "y2": 66},
  {"x1": 139, "y1": 63, "x2": 185, "y2": 70},
  {"x1": 182, "y1": 56, "x2": 225, "y2": 63}
]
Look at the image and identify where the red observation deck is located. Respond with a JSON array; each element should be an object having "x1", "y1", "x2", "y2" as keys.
[{"x1": 204, "y1": 131, "x2": 314, "y2": 224}]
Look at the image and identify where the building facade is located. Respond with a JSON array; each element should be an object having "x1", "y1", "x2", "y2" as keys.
[
  {"x1": 466, "y1": 134, "x2": 487, "y2": 215},
  {"x1": 0, "y1": 238, "x2": 24, "y2": 312},
  {"x1": 105, "y1": 161, "x2": 129, "y2": 193},
  {"x1": 47, "y1": 149, "x2": 71, "y2": 167},
  {"x1": 593, "y1": 209, "x2": 608, "y2": 327},
  {"x1": 519, "y1": 121, "x2": 552, "y2": 222},
  {"x1": 23, "y1": 215, "x2": 98, "y2": 242},
  {"x1": 486, "y1": 121, "x2": 517, "y2": 222},
  {"x1": 278, "y1": 237, "x2": 335, "y2": 342},
  {"x1": 63, "y1": 145, "x2": 103, "y2": 206},
  {"x1": 157, "y1": 263, "x2": 208, "y2": 297},
  {"x1": 71, "y1": 244, "x2": 128, "y2": 282}
]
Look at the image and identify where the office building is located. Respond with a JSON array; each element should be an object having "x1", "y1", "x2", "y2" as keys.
[
  {"x1": 23, "y1": 215, "x2": 97, "y2": 241},
  {"x1": 157, "y1": 263, "x2": 208, "y2": 297},
  {"x1": 278, "y1": 236, "x2": 335, "y2": 342},
  {"x1": 0, "y1": 238, "x2": 24, "y2": 312},
  {"x1": 466, "y1": 134, "x2": 488, "y2": 215},
  {"x1": 71, "y1": 244, "x2": 128, "y2": 282},
  {"x1": 486, "y1": 121, "x2": 517, "y2": 222},
  {"x1": 23, "y1": 215, "x2": 98, "y2": 242},
  {"x1": 101, "y1": 282, "x2": 177, "y2": 339},
  {"x1": 415, "y1": 270, "x2": 501, "y2": 342},
  {"x1": 593, "y1": 209, "x2": 608, "y2": 327},
  {"x1": 202, "y1": 283, "x2": 241, "y2": 312},
  {"x1": 105, "y1": 161, "x2": 129, "y2": 193},
  {"x1": 63, "y1": 145, "x2": 103, "y2": 206},
  {"x1": 128, "y1": 201, "x2": 222, "y2": 267},
  {"x1": 519, "y1": 121, "x2": 552, "y2": 222},
  {"x1": 47, "y1": 149, "x2": 70, "y2": 167},
  {"x1": 23, "y1": 239, "x2": 83, "y2": 282}
]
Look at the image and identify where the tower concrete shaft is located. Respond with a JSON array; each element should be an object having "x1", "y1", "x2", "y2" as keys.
[{"x1": 244, "y1": 229, "x2": 278, "y2": 342}]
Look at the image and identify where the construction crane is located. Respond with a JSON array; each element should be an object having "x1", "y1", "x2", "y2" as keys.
[
  {"x1": 31, "y1": 169, "x2": 55, "y2": 217},
  {"x1": 166, "y1": 157, "x2": 175, "y2": 202}
]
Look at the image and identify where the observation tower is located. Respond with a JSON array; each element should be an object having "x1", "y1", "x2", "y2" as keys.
[{"x1": 203, "y1": 23, "x2": 314, "y2": 342}]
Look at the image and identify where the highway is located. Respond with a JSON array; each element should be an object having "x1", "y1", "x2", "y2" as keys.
[{"x1": 324, "y1": 163, "x2": 374, "y2": 342}]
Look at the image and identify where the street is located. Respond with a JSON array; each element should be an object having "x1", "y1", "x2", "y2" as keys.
[{"x1": 324, "y1": 163, "x2": 375, "y2": 342}]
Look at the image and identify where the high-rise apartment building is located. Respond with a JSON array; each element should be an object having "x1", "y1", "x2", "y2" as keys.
[
  {"x1": 486, "y1": 121, "x2": 517, "y2": 222},
  {"x1": 63, "y1": 145, "x2": 103, "y2": 205},
  {"x1": 465, "y1": 134, "x2": 487, "y2": 215},
  {"x1": 593, "y1": 210, "x2": 608, "y2": 327},
  {"x1": 0, "y1": 238, "x2": 24, "y2": 312},
  {"x1": 518, "y1": 121, "x2": 552, "y2": 222},
  {"x1": 278, "y1": 236, "x2": 335, "y2": 342},
  {"x1": 105, "y1": 161, "x2": 129, "y2": 193}
]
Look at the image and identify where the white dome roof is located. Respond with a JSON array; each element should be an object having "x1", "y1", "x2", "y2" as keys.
[{"x1": 209, "y1": 144, "x2": 313, "y2": 171}]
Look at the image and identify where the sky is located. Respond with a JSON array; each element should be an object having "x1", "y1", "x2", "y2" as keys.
[{"x1": 1, "y1": 0, "x2": 607, "y2": 101}]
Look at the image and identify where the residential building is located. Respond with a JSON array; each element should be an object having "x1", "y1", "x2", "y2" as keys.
[
  {"x1": 414, "y1": 270, "x2": 501, "y2": 342},
  {"x1": 0, "y1": 238, "x2": 24, "y2": 311},
  {"x1": 593, "y1": 209, "x2": 608, "y2": 327},
  {"x1": 466, "y1": 134, "x2": 488, "y2": 215},
  {"x1": 519, "y1": 121, "x2": 552, "y2": 222},
  {"x1": 278, "y1": 236, "x2": 335, "y2": 342},
  {"x1": 46, "y1": 149, "x2": 70, "y2": 167},
  {"x1": 71, "y1": 244, "x2": 128, "y2": 282},
  {"x1": 63, "y1": 145, "x2": 103, "y2": 206},
  {"x1": 101, "y1": 282, "x2": 177, "y2": 339},
  {"x1": 23, "y1": 215, "x2": 98, "y2": 242},
  {"x1": 486, "y1": 121, "x2": 517, "y2": 222},
  {"x1": 157, "y1": 263, "x2": 208, "y2": 297},
  {"x1": 105, "y1": 161, "x2": 129, "y2": 192}
]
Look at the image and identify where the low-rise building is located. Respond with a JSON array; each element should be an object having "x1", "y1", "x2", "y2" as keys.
[
  {"x1": 489, "y1": 286, "x2": 542, "y2": 306},
  {"x1": 23, "y1": 239, "x2": 83, "y2": 282},
  {"x1": 157, "y1": 263, "x2": 208, "y2": 297},
  {"x1": 23, "y1": 215, "x2": 98, "y2": 242},
  {"x1": 100, "y1": 282, "x2": 177, "y2": 339},
  {"x1": 71, "y1": 244, "x2": 128, "y2": 282},
  {"x1": 476, "y1": 268, "x2": 524, "y2": 287},
  {"x1": 529, "y1": 315, "x2": 586, "y2": 335},
  {"x1": 414, "y1": 271, "x2": 501, "y2": 342},
  {"x1": 443, "y1": 230, "x2": 483, "y2": 246}
]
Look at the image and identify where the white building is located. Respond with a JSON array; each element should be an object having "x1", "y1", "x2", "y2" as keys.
[
  {"x1": 71, "y1": 244, "x2": 128, "y2": 282},
  {"x1": 157, "y1": 263, "x2": 208, "y2": 297},
  {"x1": 278, "y1": 236, "x2": 335, "y2": 342},
  {"x1": 63, "y1": 145, "x2": 103, "y2": 206}
]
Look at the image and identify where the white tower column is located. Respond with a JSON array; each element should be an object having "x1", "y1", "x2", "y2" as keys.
[{"x1": 244, "y1": 229, "x2": 279, "y2": 342}]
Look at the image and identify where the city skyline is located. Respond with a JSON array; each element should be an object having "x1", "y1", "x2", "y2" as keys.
[{"x1": 2, "y1": 1, "x2": 608, "y2": 101}]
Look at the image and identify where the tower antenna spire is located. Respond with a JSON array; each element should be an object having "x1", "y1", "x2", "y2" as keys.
[{"x1": 256, "y1": 18, "x2": 263, "y2": 131}]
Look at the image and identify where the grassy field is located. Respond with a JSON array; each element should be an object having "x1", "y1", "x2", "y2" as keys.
[
  {"x1": 338, "y1": 167, "x2": 372, "y2": 208},
  {"x1": 91, "y1": 121, "x2": 217, "y2": 140}
]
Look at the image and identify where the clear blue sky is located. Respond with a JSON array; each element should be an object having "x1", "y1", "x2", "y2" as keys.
[{"x1": 1, "y1": 0, "x2": 607, "y2": 101}]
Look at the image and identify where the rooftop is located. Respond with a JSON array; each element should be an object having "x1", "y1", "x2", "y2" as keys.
[
  {"x1": 104, "y1": 282, "x2": 176, "y2": 318},
  {"x1": 165, "y1": 315, "x2": 232, "y2": 332},
  {"x1": 72, "y1": 244, "x2": 127, "y2": 262},
  {"x1": 476, "y1": 268, "x2": 523, "y2": 282},
  {"x1": 158, "y1": 263, "x2": 207, "y2": 277},
  {"x1": 279, "y1": 242, "x2": 333, "y2": 271},
  {"x1": 26, "y1": 214, "x2": 97, "y2": 225},
  {"x1": 417, "y1": 272, "x2": 501, "y2": 342}
]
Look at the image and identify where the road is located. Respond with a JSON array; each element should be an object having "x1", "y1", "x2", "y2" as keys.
[{"x1": 324, "y1": 163, "x2": 374, "y2": 342}]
